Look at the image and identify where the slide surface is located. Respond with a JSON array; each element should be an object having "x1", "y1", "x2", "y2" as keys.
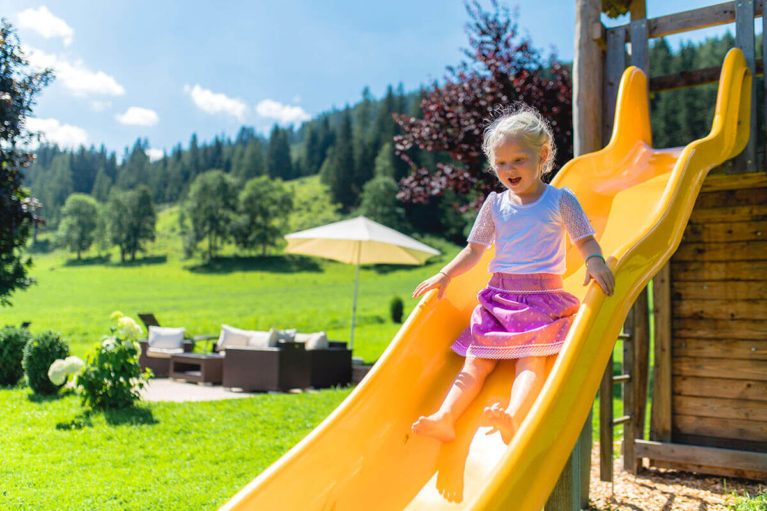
[{"x1": 220, "y1": 49, "x2": 751, "y2": 511}]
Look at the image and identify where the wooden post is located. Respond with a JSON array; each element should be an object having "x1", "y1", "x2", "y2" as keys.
[
  {"x1": 763, "y1": 0, "x2": 767, "y2": 171},
  {"x1": 622, "y1": 312, "x2": 636, "y2": 474},
  {"x1": 629, "y1": 18, "x2": 649, "y2": 74},
  {"x1": 545, "y1": 415, "x2": 593, "y2": 511},
  {"x1": 629, "y1": 287, "x2": 650, "y2": 473},
  {"x1": 603, "y1": 27, "x2": 626, "y2": 146},
  {"x1": 599, "y1": 355, "x2": 614, "y2": 482},
  {"x1": 573, "y1": 0, "x2": 604, "y2": 156},
  {"x1": 735, "y1": 0, "x2": 757, "y2": 172},
  {"x1": 651, "y1": 263, "x2": 672, "y2": 442}
]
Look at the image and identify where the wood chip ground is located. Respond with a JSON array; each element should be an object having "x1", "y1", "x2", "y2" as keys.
[{"x1": 589, "y1": 443, "x2": 766, "y2": 510}]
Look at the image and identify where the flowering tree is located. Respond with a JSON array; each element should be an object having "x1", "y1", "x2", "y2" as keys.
[
  {"x1": 393, "y1": 0, "x2": 572, "y2": 210},
  {"x1": 0, "y1": 20, "x2": 52, "y2": 305}
]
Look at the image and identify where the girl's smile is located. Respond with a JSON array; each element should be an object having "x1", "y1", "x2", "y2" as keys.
[{"x1": 492, "y1": 135, "x2": 548, "y2": 203}]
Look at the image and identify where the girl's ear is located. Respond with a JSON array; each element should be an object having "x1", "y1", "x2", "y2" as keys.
[{"x1": 538, "y1": 146, "x2": 549, "y2": 174}]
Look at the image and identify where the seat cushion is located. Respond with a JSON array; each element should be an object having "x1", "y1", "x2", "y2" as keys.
[
  {"x1": 148, "y1": 326, "x2": 185, "y2": 349},
  {"x1": 296, "y1": 331, "x2": 328, "y2": 350},
  {"x1": 218, "y1": 324, "x2": 277, "y2": 350},
  {"x1": 275, "y1": 328, "x2": 297, "y2": 343},
  {"x1": 146, "y1": 347, "x2": 185, "y2": 358}
]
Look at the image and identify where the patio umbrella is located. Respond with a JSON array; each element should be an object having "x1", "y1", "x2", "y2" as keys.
[{"x1": 284, "y1": 216, "x2": 440, "y2": 349}]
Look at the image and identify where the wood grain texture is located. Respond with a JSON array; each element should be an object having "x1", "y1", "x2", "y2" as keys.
[{"x1": 674, "y1": 375, "x2": 767, "y2": 401}]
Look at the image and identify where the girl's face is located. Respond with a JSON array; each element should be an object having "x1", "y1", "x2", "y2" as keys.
[{"x1": 492, "y1": 135, "x2": 548, "y2": 200}]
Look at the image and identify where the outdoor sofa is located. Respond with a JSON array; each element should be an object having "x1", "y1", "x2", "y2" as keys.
[{"x1": 215, "y1": 325, "x2": 352, "y2": 391}]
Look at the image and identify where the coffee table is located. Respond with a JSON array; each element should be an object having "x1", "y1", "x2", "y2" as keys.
[{"x1": 170, "y1": 353, "x2": 224, "y2": 384}]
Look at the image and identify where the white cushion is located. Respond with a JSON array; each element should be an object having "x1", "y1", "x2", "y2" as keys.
[
  {"x1": 247, "y1": 328, "x2": 278, "y2": 348},
  {"x1": 275, "y1": 328, "x2": 297, "y2": 343},
  {"x1": 217, "y1": 324, "x2": 277, "y2": 350},
  {"x1": 148, "y1": 326, "x2": 185, "y2": 349},
  {"x1": 302, "y1": 331, "x2": 328, "y2": 350},
  {"x1": 146, "y1": 347, "x2": 184, "y2": 358}
]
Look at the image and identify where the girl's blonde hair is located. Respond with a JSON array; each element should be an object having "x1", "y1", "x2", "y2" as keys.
[{"x1": 482, "y1": 104, "x2": 557, "y2": 175}]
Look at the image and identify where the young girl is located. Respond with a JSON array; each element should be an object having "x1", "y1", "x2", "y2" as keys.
[{"x1": 411, "y1": 105, "x2": 615, "y2": 444}]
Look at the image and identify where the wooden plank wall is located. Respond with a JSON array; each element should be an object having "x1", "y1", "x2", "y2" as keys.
[{"x1": 667, "y1": 174, "x2": 767, "y2": 461}]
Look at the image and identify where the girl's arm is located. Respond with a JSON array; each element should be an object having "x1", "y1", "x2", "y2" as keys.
[
  {"x1": 413, "y1": 242, "x2": 488, "y2": 299},
  {"x1": 575, "y1": 236, "x2": 615, "y2": 296}
]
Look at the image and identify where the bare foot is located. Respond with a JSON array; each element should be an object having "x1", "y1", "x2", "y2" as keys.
[
  {"x1": 483, "y1": 404, "x2": 516, "y2": 444},
  {"x1": 411, "y1": 412, "x2": 456, "y2": 442}
]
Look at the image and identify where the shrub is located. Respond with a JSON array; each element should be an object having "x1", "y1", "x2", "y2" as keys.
[
  {"x1": 389, "y1": 296, "x2": 404, "y2": 323},
  {"x1": 76, "y1": 313, "x2": 150, "y2": 409},
  {"x1": 0, "y1": 326, "x2": 32, "y2": 386},
  {"x1": 23, "y1": 330, "x2": 70, "y2": 394}
]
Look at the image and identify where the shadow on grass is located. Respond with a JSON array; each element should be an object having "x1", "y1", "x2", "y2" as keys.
[
  {"x1": 54, "y1": 405, "x2": 158, "y2": 430},
  {"x1": 27, "y1": 387, "x2": 76, "y2": 403},
  {"x1": 62, "y1": 255, "x2": 111, "y2": 266},
  {"x1": 103, "y1": 405, "x2": 158, "y2": 426},
  {"x1": 56, "y1": 410, "x2": 94, "y2": 430},
  {"x1": 114, "y1": 255, "x2": 168, "y2": 267},
  {"x1": 185, "y1": 254, "x2": 322, "y2": 274}
]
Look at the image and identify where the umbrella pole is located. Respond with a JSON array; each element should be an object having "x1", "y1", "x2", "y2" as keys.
[{"x1": 350, "y1": 242, "x2": 361, "y2": 351}]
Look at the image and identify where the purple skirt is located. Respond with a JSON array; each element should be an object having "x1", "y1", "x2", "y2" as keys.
[{"x1": 451, "y1": 273, "x2": 580, "y2": 360}]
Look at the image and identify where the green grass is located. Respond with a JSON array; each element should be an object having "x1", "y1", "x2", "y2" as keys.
[
  {"x1": 730, "y1": 490, "x2": 767, "y2": 510},
  {"x1": 2, "y1": 241, "x2": 460, "y2": 364},
  {"x1": 0, "y1": 385, "x2": 352, "y2": 510}
]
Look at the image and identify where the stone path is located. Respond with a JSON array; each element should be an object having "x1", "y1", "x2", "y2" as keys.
[{"x1": 140, "y1": 378, "x2": 260, "y2": 402}]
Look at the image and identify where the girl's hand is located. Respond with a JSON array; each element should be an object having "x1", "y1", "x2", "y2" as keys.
[
  {"x1": 413, "y1": 272, "x2": 451, "y2": 299},
  {"x1": 584, "y1": 257, "x2": 615, "y2": 296}
]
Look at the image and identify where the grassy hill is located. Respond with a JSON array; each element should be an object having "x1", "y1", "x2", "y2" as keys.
[{"x1": 3, "y1": 180, "x2": 460, "y2": 363}]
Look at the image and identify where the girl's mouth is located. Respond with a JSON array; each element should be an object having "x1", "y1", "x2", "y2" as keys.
[{"x1": 509, "y1": 177, "x2": 522, "y2": 185}]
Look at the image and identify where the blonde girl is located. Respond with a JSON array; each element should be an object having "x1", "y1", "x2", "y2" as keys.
[{"x1": 411, "y1": 105, "x2": 614, "y2": 443}]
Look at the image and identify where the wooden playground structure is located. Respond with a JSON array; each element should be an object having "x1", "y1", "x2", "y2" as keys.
[{"x1": 552, "y1": 0, "x2": 767, "y2": 508}]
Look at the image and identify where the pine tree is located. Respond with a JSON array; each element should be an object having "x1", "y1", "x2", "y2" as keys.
[
  {"x1": 266, "y1": 125, "x2": 294, "y2": 179},
  {"x1": 326, "y1": 108, "x2": 357, "y2": 209}
]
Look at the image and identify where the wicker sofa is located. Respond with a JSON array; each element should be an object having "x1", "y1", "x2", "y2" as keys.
[
  {"x1": 220, "y1": 338, "x2": 352, "y2": 392},
  {"x1": 139, "y1": 338, "x2": 194, "y2": 378}
]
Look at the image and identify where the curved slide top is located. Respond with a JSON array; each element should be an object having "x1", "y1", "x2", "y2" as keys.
[{"x1": 220, "y1": 49, "x2": 751, "y2": 511}]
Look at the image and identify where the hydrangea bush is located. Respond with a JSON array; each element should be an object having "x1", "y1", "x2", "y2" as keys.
[
  {"x1": 48, "y1": 356, "x2": 84, "y2": 386},
  {"x1": 75, "y1": 312, "x2": 150, "y2": 409},
  {"x1": 23, "y1": 330, "x2": 70, "y2": 394},
  {"x1": 0, "y1": 326, "x2": 32, "y2": 386}
]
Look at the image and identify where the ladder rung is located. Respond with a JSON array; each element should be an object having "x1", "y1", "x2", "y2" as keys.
[
  {"x1": 618, "y1": 332, "x2": 632, "y2": 340},
  {"x1": 613, "y1": 374, "x2": 631, "y2": 383},
  {"x1": 613, "y1": 415, "x2": 631, "y2": 425}
]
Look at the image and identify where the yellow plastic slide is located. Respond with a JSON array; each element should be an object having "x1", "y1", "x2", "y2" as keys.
[{"x1": 220, "y1": 49, "x2": 751, "y2": 511}]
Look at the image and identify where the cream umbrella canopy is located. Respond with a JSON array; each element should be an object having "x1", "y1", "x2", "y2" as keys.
[{"x1": 284, "y1": 216, "x2": 440, "y2": 349}]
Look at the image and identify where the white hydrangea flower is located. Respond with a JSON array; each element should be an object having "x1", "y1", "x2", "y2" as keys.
[
  {"x1": 102, "y1": 338, "x2": 117, "y2": 350},
  {"x1": 48, "y1": 359, "x2": 69, "y2": 386},
  {"x1": 63, "y1": 356, "x2": 84, "y2": 374},
  {"x1": 117, "y1": 316, "x2": 143, "y2": 340},
  {"x1": 110, "y1": 310, "x2": 125, "y2": 320}
]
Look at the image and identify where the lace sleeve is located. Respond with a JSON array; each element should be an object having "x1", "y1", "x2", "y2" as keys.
[
  {"x1": 467, "y1": 193, "x2": 495, "y2": 246},
  {"x1": 559, "y1": 188, "x2": 595, "y2": 242}
]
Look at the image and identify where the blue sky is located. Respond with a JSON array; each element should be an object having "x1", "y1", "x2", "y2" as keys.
[{"x1": 2, "y1": 1, "x2": 740, "y2": 159}]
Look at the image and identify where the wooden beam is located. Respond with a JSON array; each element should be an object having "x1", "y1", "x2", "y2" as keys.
[
  {"x1": 599, "y1": 354, "x2": 614, "y2": 482},
  {"x1": 674, "y1": 375, "x2": 767, "y2": 401},
  {"x1": 701, "y1": 171, "x2": 767, "y2": 191},
  {"x1": 673, "y1": 338, "x2": 767, "y2": 360},
  {"x1": 611, "y1": 1, "x2": 765, "y2": 41},
  {"x1": 674, "y1": 414, "x2": 767, "y2": 442},
  {"x1": 672, "y1": 356, "x2": 767, "y2": 381},
  {"x1": 629, "y1": 19, "x2": 649, "y2": 74},
  {"x1": 682, "y1": 220, "x2": 767, "y2": 243},
  {"x1": 693, "y1": 186, "x2": 767, "y2": 208},
  {"x1": 734, "y1": 0, "x2": 758, "y2": 173},
  {"x1": 651, "y1": 263, "x2": 672, "y2": 442},
  {"x1": 603, "y1": 27, "x2": 626, "y2": 146},
  {"x1": 649, "y1": 60, "x2": 764, "y2": 92},
  {"x1": 632, "y1": 288, "x2": 650, "y2": 456},
  {"x1": 623, "y1": 302, "x2": 637, "y2": 473},
  {"x1": 672, "y1": 280, "x2": 767, "y2": 301},
  {"x1": 673, "y1": 299, "x2": 767, "y2": 320},
  {"x1": 574, "y1": 0, "x2": 604, "y2": 157},
  {"x1": 673, "y1": 395, "x2": 767, "y2": 421},
  {"x1": 636, "y1": 440, "x2": 767, "y2": 474},
  {"x1": 671, "y1": 260, "x2": 767, "y2": 281},
  {"x1": 673, "y1": 241, "x2": 767, "y2": 262}
]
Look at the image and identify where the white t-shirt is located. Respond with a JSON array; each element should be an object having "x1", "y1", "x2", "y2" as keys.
[{"x1": 467, "y1": 184, "x2": 595, "y2": 275}]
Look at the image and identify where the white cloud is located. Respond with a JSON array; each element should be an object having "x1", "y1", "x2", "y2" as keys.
[
  {"x1": 17, "y1": 6, "x2": 74, "y2": 46},
  {"x1": 256, "y1": 99, "x2": 310, "y2": 125},
  {"x1": 90, "y1": 100, "x2": 112, "y2": 112},
  {"x1": 25, "y1": 46, "x2": 125, "y2": 97},
  {"x1": 26, "y1": 117, "x2": 88, "y2": 149},
  {"x1": 115, "y1": 106, "x2": 159, "y2": 127},
  {"x1": 146, "y1": 148, "x2": 164, "y2": 162},
  {"x1": 183, "y1": 84, "x2": 247, "y2": 120}
]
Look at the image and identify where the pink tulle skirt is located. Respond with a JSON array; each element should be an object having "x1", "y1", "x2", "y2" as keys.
[{"x1": 451, "y1": 273, "x2": 580, "y2": 359}]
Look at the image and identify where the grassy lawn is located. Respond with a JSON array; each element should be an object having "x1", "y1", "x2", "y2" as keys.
[
  {"x1": 0, "y1": 237, "x2": 460, "y2": 365},
  {"x1": 0, "y1": 385, "x2": 352, "y2": 510}
]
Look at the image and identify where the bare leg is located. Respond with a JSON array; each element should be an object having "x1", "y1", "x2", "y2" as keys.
[
  {"x1": 412, "y1": 357, "x2": 497, "y2": 442},
  {"x1": 484, "y1": 356, "x2": 547, "y2": 444}
]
